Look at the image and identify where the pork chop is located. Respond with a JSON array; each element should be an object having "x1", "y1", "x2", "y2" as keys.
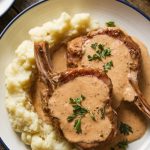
[
  {"x1": 48, "y1": 68, "x2": 117, "y2": 149},
  {"x1": 67, "y1": 27, "x2": 141, "y2": 108},
  {"x1": 34, "y1": 42, "x2": 117, "y2": 149}
]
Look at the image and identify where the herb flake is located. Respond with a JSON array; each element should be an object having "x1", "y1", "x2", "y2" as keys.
[
  {"x1": 69, "y1": 95, "x2": 85, "y2": 104},
  {"x1": 91, "y1": 43, "x2": 98, "y2": 50},
  {"x1": 88, "y1": 43, "x2": 112, "y2": 61},
  {"x1": 119, "y1": 122, "x2": 133, "y2": 135},
  {"x1": 88, "y1": 53, "x2": 101, "y2": 61},
  {"x1": 99, "y1": 107, "x2": 106, "y2": 119},
  {"x1": 90, "y1": 112, "x2": 96, "y2": 121},
  {"x1": 67, "y1": 114, "x2": 76, "y2": 122},
  {"x1": 117, "y1": 140, "x2": 128, "y2": 150},
  {"x1": 101, "y1": 48, "x2": 111, "y2": 59},
  {"x1": 103, "y1": 60, "x2": 113, "y2": 72},
  {"x1": 106, "y1": 21, "x2": 116, "y2": 27},
  {"x1": 67, "y1": 95, "x2": 95, "y2": 134},
  {"x1": 98, "y1": 44, "x2": 105, "y2": 50},
  {"x1": 74, "y1": 119, "x2": 82, "y2": 133},
  {"x1": 73, "y1": 105, "x2": 88, "y2": 116}
]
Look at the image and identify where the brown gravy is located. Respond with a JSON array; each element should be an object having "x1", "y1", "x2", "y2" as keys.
[
  {"x1": 98, "y1": 102, "x2": 147, "y2": 150},
  {"x1": 31, "y1": 79, "x2": 51, "y2": 124},
  {"x1": 81, "y1": 34, "x2": 136, "y2": 108},
  {"x1": 52, "y1": 46, "x2": 67, "y2": 73},
  {"x1": 32, "y1": 37, "x2": 150, "y2": 148},
  {"x1": 117, "y1": 102, "x2": 147, "y2": 142},
  {"x1": 48, "y1": 76, "x2": 113, "y2": 143}
]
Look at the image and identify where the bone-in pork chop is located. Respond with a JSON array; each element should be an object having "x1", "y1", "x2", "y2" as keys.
[
  {"x1": 67, "y1": 27, "x2": 141, "y2": 108},
  {"x1": 34, "y1": 42, "x2": 117, "y2": 149}
]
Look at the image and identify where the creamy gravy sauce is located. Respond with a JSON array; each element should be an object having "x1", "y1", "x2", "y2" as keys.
[
  {"x1": 98, "y1": 102, "x2": 147, "y2": 150},
  {"x1": 81, "y1": 34, "x2": 136, "y2": 108},
  {"x1": 52, "y1": 46, "x2": 67, "y2": 72},
  {"x1": 31, "y1": 79, "x2": 51, "y2": 124},
  {"x1": 32, "y1": 36, "x2": 150, "y2": 149},
  {"x1": 49, "y1": 76, "x2": 112, "y2": 143},
  {"x1": 117, "y1": 102, "x2": 147, "y2": 142}
]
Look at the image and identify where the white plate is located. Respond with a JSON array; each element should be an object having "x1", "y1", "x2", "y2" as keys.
[
  {"x1": 0, "y1": 0, "x2": 15, "y2": 17},
  {"x1": 0, "y1": 0, "x2": 150, "y2": 149}
]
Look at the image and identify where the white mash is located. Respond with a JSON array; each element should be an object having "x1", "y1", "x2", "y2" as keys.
[{"x1": 5, "y1": 12, "x2": 99, "y2": 150}]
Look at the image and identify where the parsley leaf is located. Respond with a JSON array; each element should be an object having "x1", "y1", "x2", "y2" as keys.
[
  {"x1": 117, "y1": 140, "x2": 128, "y2": 150},
  {"x1": 73, "y1": 105, "x2": 88, "y2": 116},
  {"x1": 67, "y1": 95, "x2": 96, "y2": 133},
  {"x1": 81, "y1": 94, "x2": 86, "y2": 100},
  {"x1": 88, "y1": 43, "x2": 111, "y2": 61},
  {"x1": 90, "y1": 112, "x2": 96, "y2": 121},
  {"x1": 91, "y1": 43, "x2": 98, "y2": 50},
  {"x1": 101, "y1": 48, "x2": 111, "y2": 59},
  {"x1": 119, "y1": 122, "x2": 133, "y2": 135},
  {"x1": 69, "y1": 95, "x2": 85, "y2": 104},
  {"x1": 69, "y1": 98, "x2": 75, "y2": 104},
  {"x1": 88, "y1": 53, "x2": 102, "y2": 61},
  {"x1": 99, "y1": 107, "x2": 106, "y2": 119},
  {"x1": 74, "y1": 119, "x2": 82, "y2": 133},
  {"x1": 98, "y1": 44, "x2": 105, "y2": 50},
  {"x1": 106, "y1": 21, "x2": 116, "y2": 27},
  {"x1": 103, "y1": 60, "x2": 113, "y2": 72},
  {"x1": 67, "y1": 114, "x2": 76, "y2": 122}
]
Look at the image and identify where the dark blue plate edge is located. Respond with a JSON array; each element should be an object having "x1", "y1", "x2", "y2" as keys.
[
  {"x1": 0, "y1": 137, "x2": 9, "y2": 150},
  {"x1": 117, "y1": 0, "x2": 150, "y2": 21},
  {"x1": 0, "y1": 0, "x2": 150, "y2": 149}
]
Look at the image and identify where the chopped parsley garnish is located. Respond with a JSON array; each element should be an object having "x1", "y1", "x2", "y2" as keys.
[
  {"x1": 98, "y1": 44, "x2": 105, "y2": 50},
  {"x1": 117, "y1": 140, "x2": 128, "y2": 150},
  {"x1": 119, "y1": 122, "x2": 133, "y2": 135},
  {"x1": 91, "y1": 43, "x2": 98, "y2": 50},
  {"x1": 81, "y1": 94, "x2": 86, "y2": 100},
  {"x1": 88, "y1": 54, "x2": 101, "y2": 61},
  {"x1": 88, "y1": 43, "x2": 111, "y2": 61},
  {"x1": 74, "y1": 119, "x2": 82, "y2": 133},
  {"x1": 110, "y1": 140, "x2": 128, "y2": 150},
  {"x1": 69, "y1": 94, "x2": 85, "y2": 104},
  {"x1": 73, "y1": 105, "x2": 88, "y2": 116},
  {"x1": 99, "y1": 106, "x2": 106, "y2": 119},
  {"x1": 103, "y1": 60, "x2": 113, "y2": 72},
  {"x1": 90, "y1": 112, "x2": 96, "y2": 121},
  {"x1": 106, "y1": 21, "x2": 116, "y2": 27},
  {"x1": 67, "y1": 95, "x2": 96, "y2": 134},
  {"x1": 101, "y1": 48, "x2": 111, "y2": 59},
  {"x1": 67, "y1": 114, "x2": 76, "y2": 122}
]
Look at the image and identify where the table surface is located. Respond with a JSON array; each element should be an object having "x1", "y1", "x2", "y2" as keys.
[{"x1": 0, "y1": 0, "x2": 150, "y2": 34}]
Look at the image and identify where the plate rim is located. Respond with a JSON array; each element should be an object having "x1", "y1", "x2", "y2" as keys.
[
  {"x1": 0, "y1": 0, "x2": 150, "y2": 149},
  {"x1": 0, "y1": 137, "x2": 9, "y2": 150},
  {"x1": 117, "y1": 0, "x2": 150, "y2": 21}
]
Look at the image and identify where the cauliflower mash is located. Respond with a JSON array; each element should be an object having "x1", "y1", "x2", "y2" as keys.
[{"x1": 5, "y1": 13, "x2": 99, "y2": 150}]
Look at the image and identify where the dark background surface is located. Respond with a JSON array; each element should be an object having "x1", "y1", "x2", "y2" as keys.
[{"x1": 0, "y1": 0, "x2": 150, "y2": 33}]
